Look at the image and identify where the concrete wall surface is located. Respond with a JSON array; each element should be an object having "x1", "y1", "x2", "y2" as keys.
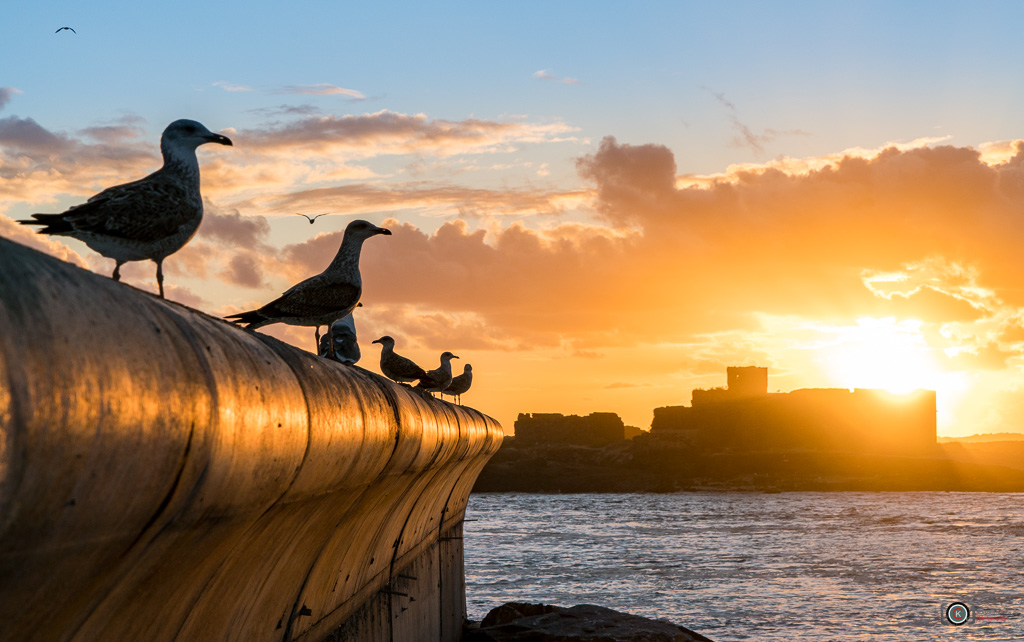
[{"x1": 0, "y1": 238, "x2": 503, "y2": 642}]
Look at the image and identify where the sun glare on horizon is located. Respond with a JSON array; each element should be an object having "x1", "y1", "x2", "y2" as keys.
[
  {"x1": 821, "y1": 317, "x2": 945, "y2": 395},
  {"x1": 816, "y1": 316, "x2": 974, "y2": 432}
]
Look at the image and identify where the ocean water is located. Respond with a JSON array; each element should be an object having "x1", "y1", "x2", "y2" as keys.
[{"x1": 464, "y1": 492, "x2": 1024, "y2": 641}]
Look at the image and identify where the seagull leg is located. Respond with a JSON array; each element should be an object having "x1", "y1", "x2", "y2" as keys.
[
  {"x1": 315, "y1": 326, "x2": 322, "y2": 354},
  {"x1": 156, "y1": 259, "x2": 165, "y2": 298},
  {"x1": 112, "y1": 261, "x2": 124, "y2": 282}
]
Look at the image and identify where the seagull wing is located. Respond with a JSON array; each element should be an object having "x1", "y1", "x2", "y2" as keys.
[
  {"x1": 57, "y1": 179, "x2": 196, "y2": 243},
  {"x1": 258, "y1": 274, "x2": 360, "y2": 320},
  {"x1": 389, "y1": 353, "x2": 428, "y2": 379},
  {"x1": 446, "y1": 372, "x2": 471, "y2": 394}
]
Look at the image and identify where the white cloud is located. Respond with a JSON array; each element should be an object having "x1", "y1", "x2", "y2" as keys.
[
  {"x1": 275, "y1": 84, "x2": 366, "y2": 100},
  {"x1": 212, "y1": 81, "x2": 254, "y2": 92},
  {"x1": 532, "y1": 69, "x2": 580, "y2": 85}
]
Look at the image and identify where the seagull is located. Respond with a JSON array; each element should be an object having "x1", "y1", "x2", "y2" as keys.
[
  {"x1": 318, "y1": 311, "x2": 361, "y2": 364},
  {"x1": 18, "y1": 119, "x2": 232, "y2": 298},
  {"x1": 225, "y1": 219, "x2": 390, "y2": 356},
  {"x1": 55, "y1": 27, "x2": 76, "y2": 34},
  {"x1": 371, "y1": 335, "x2": 428, "y2": 385},
  {"x1": 416, "y1": 352, "x2": 459, "y2": 397},
  {"x1": 295, "y1": 212, "x2": 330, "y2": 224},
  {"x1": 443, "y1": 364, "x2": 473, "y2": 404}
]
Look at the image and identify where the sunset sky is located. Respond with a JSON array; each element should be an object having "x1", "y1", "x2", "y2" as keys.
[{"x1": 5, "y1": 2, "x2": 1024, "y2": 436}]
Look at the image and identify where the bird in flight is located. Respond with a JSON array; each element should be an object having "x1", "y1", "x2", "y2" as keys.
[
  {"x1": 19, "y1": 119, "x2": 233, "y2": 298},
  {"x1": 295, "y1": 212, "x2": 330, "y2": 224},
  {"x1": 55, "y1": 27, "x2": 77, "y2": 34}
]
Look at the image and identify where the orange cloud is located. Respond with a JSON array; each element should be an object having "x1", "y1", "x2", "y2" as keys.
[
  {"x1": 338, "y1": 138, "x2": 1024, "y2": 369},
  {"x1": 233, "y1": 110, "x2": 578, "y2": 157},
  {"x1": 0, "y1": 214, "x2": 89, "y2": 268},
  {"x1": 265, "y1": 183, "x2": 587, "y2": 219},
  {"x1": 10, "y1": 124, "x2": 1024, "y2": 434},
  {"x1": 0, "y1": 115, "x2": 184, "y2": 206}
]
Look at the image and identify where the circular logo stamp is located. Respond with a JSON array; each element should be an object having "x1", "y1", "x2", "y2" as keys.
[{"x1": 946, "y1": 602, "x2": 970, "y2": 626}]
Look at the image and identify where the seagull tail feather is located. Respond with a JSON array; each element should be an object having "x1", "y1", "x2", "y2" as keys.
[
  {"x1": 18, "y1": 214, "x2": 74, "y2": 235},
  {"x1": 224, "y1": 309, "x2": 270, "y2": 329}
]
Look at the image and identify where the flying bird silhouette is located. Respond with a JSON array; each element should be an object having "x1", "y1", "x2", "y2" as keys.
[
  {"x1": 295, "y1": 212, "x2": 329, "y2": 224},
  {"x1": 225, "y1": 219, "x2": 391, "y2": 356},
  {"x1": 55, "y1": 27, "x2": 76, "y2": 33},
  {"x1": 19, "y1": 119, "x2": 232, "y2": 298}
]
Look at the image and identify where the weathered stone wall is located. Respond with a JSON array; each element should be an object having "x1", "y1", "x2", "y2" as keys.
[
  {"x1": 514, "y1": 412, "x2": 625, "y2": 446},
  {"x1": 0, "y1": 237, "x2": 502, "y2": 642}
]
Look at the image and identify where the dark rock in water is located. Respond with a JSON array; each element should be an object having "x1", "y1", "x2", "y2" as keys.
[
  {"x1": 465, "y1": 602, "x2": 715, "y2": 641},
  {"x1": 480, "y1": 601, "x2": 559, "y2": 628}
]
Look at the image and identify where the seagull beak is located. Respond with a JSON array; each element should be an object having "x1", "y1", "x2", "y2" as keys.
[
  {"x1": 206, "y1": 133, "x2": 233, "y2": 146},
  {"x1": 376, "y1": 226, "x2": 392, "y2": 236}
]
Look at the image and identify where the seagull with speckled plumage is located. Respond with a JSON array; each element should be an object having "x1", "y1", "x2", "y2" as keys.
[
  {"x1": 19, "y1": 119, "x2": 232, "y2": 298},
  {"x1": 224, "y1": 219, "x2": 390, "y2": 356}
]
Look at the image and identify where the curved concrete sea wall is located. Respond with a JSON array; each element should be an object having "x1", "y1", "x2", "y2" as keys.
[{"x1": 0, "y1": 237, "x2": 503, "y2": 642}]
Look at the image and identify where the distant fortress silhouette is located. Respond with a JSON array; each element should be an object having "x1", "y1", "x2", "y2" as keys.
[{"x1": 516, "y1": 366, "x2": 936, "y2": 455}]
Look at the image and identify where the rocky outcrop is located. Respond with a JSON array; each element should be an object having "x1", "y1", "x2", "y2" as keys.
[
  {"x1": 465, "y1": 602, "x2": 715, "y2": 642},
  {"x1": 473, "y1": 438, "x2": 1024, "y2": 493}
]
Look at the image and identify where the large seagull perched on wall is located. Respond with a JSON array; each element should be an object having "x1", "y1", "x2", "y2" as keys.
[
  {"x1": 19, "y1": 119, "x2": 232, "y2": 298},
  {"x1": 225, "y1": 219, "x2": 390, "y2": 357}
]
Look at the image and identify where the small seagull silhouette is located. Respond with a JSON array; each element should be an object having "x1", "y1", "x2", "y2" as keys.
[
  {"x1": 295, "y1": 212, "x2": 329, "y2": 224},
  {"x1": 55, "y1": 26, "x2": 77, "y2": 34}
]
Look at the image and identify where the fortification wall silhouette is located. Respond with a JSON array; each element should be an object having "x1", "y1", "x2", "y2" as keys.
[
  {"x1": 653, "y1": 368, "x2": 936, "y2": 454},
  {"x1": 0, "y1": 237, "x2": 502, "y2": 642},
  {"x1": 514, "y1": 412, "x2": 626, "y2": 446}
]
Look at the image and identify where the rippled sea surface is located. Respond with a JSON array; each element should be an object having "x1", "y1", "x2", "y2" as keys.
[{"x1": 464, "y1": 492, "x2": 1024, "y2": 641}]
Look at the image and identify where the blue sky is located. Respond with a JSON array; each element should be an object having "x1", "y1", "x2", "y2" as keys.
[
  {"x1": 9, "y1": 1, "x2": 1024, "y2": 174},
  {"x1": 6, "y1": 2, "x2": 1024, "y2": 435}
]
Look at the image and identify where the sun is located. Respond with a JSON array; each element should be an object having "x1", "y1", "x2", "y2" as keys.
[{"x1": 822, "y1": 317, "x2": 940, "y2": 394}]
